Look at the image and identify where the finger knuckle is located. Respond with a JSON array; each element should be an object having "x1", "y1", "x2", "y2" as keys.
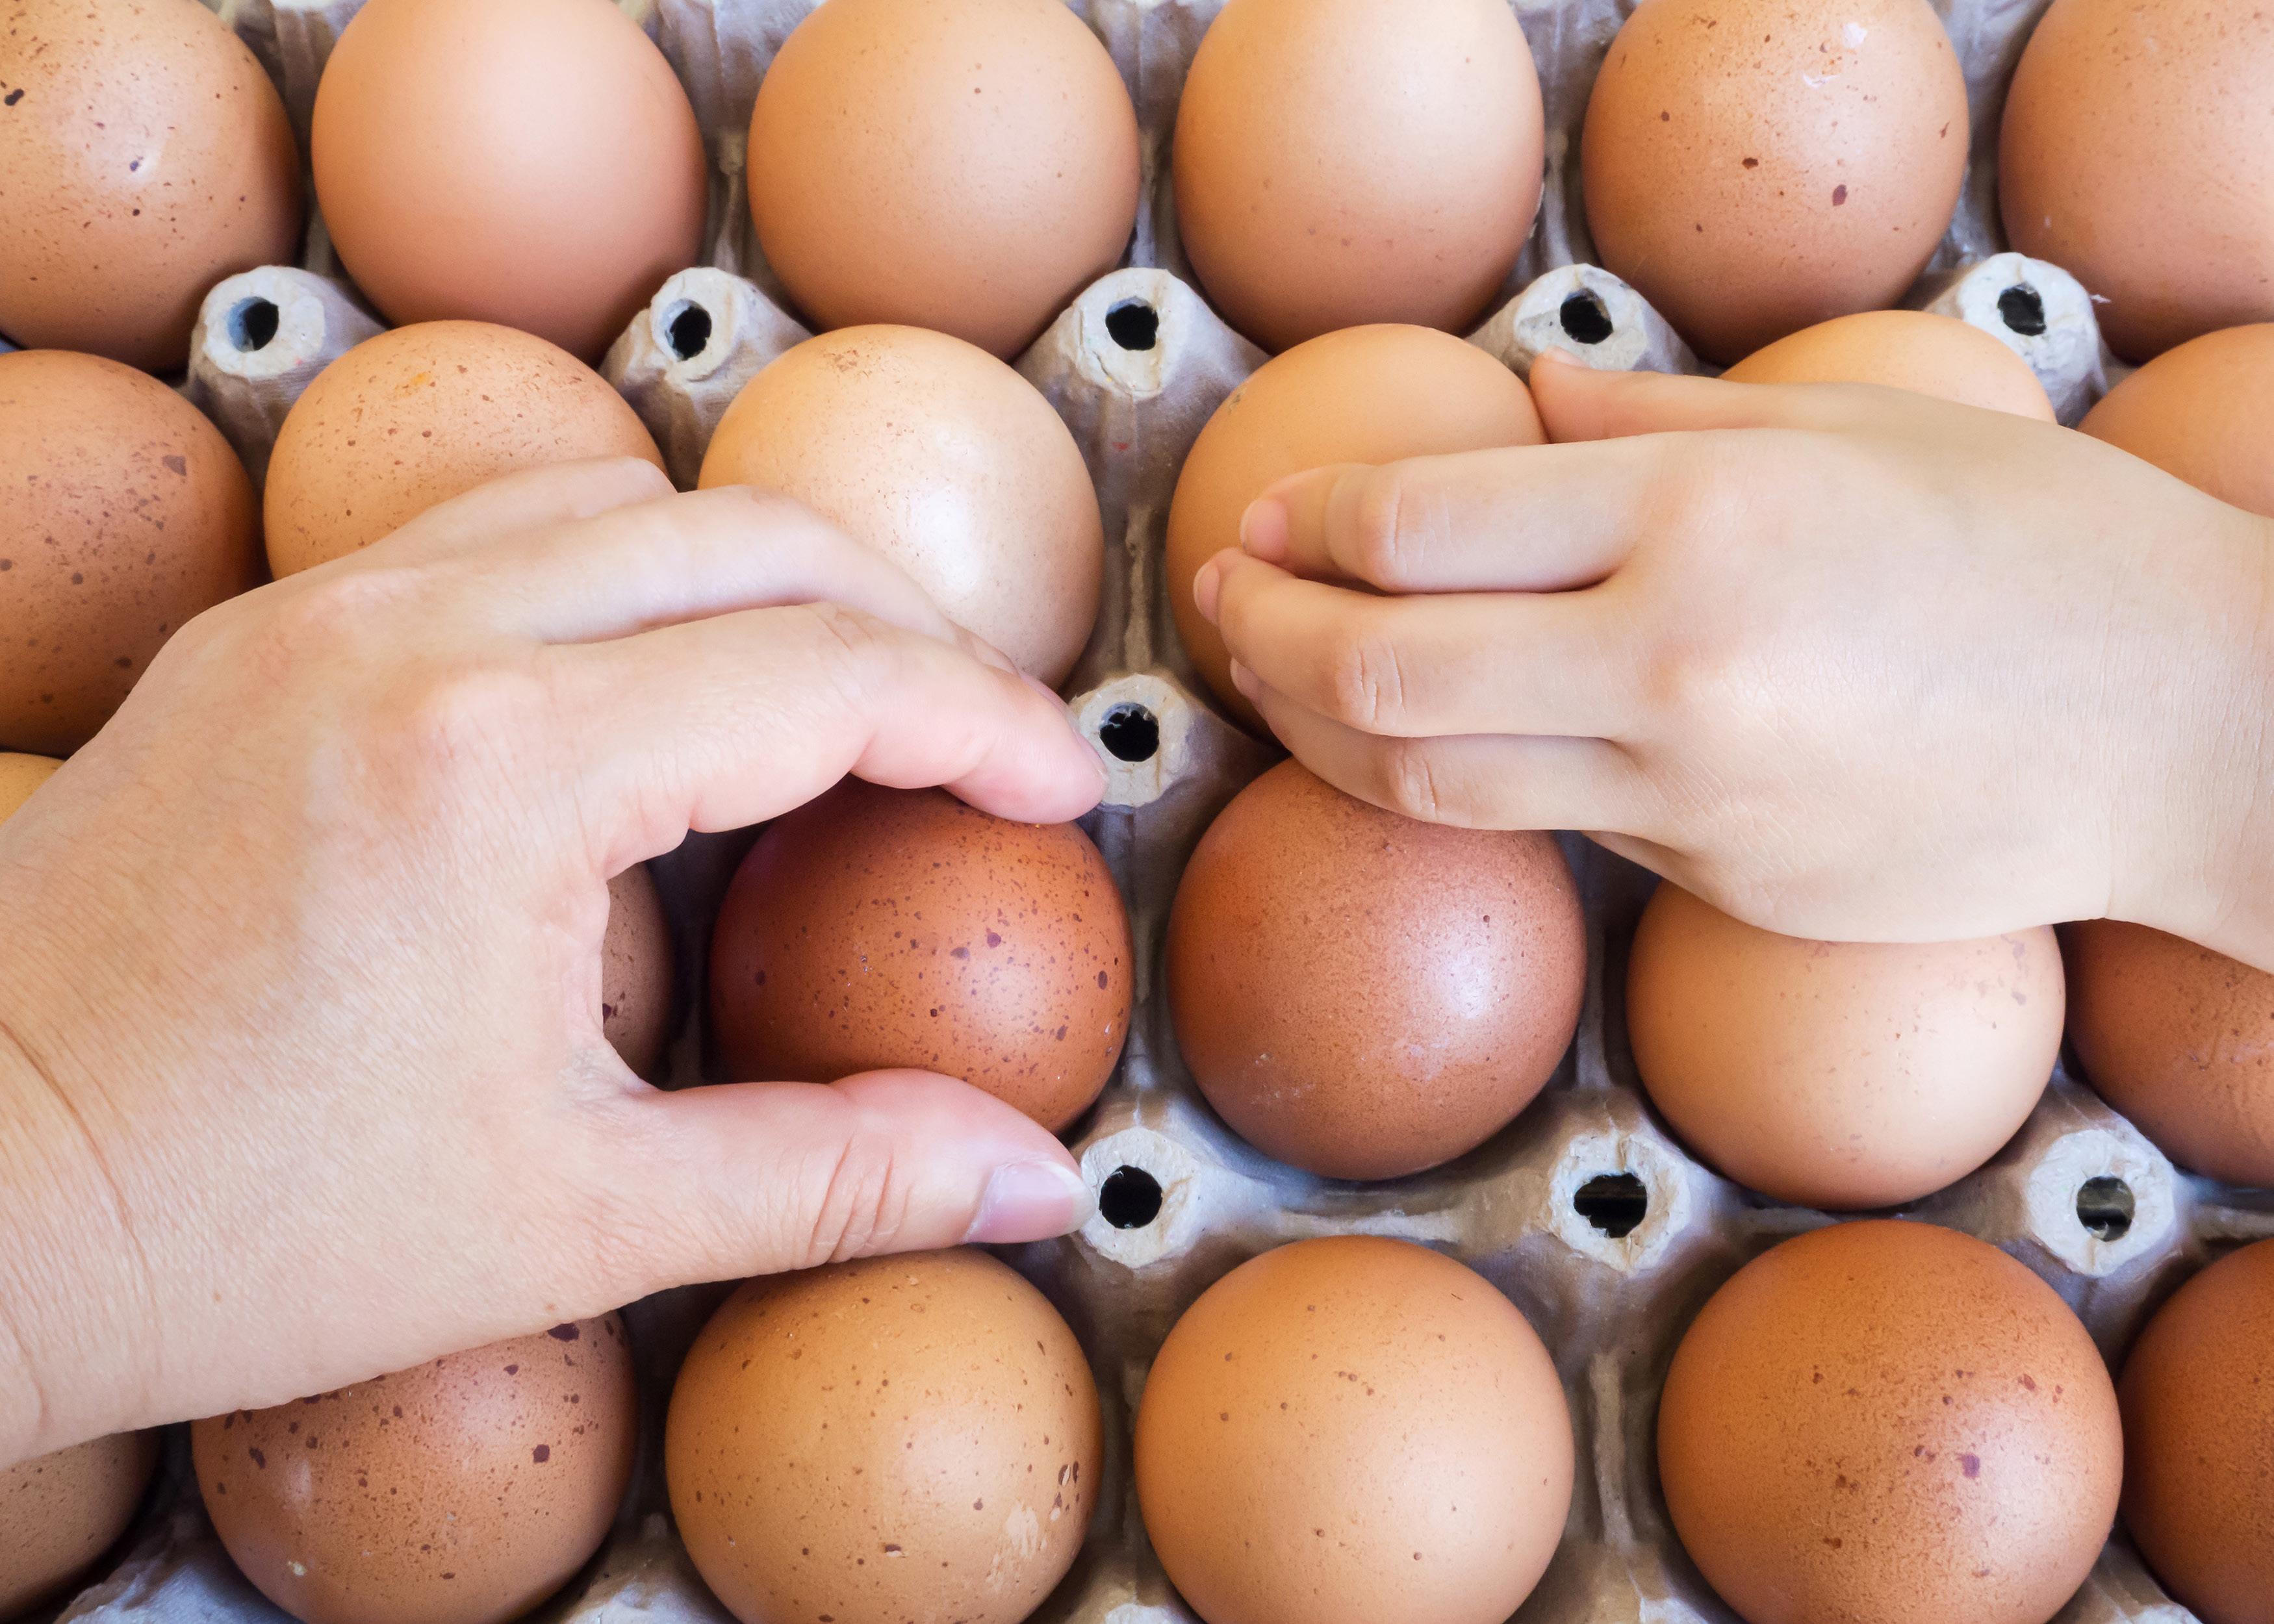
[
  {"x1": 370, "y1": 659, "x2": 552, "y2": 789},
  {"x1": 798, "y1": 1136, "x2": 913, "y2": 1268},
  {"x1": 1377, "y1": 738, "x2": 1448, "y2": 822},
  {"x1": 1324, "y1": 628, "x2": 1409, "y2": 733},
  {"x1": 798, "y1": 601, "x2": 900, "y2": 697},
  {"x1": 1342, "y1": 467, "x2": 1416, "y2": 587}
]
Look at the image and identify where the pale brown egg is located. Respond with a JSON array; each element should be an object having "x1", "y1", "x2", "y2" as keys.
[
  {"x1": 1165, "y1": 325, "x2": 1542, "y2": 730},
  {"x1": 2080, "y1": 324, "x2": 2274, "y2": 518},
  {"x1": 311, "y1": 0, "x2": 707, "y2": 362},
  {"x1": 0, "y1": 0, "x2": 301, "y2": 372},
  {"x1": 1172, "y1": 0, "x2": 1544, "y2": 353},
  {"x1": 0, "y1": 752, "x2": 60, "y2": 824},
  {"x1": 1166, "y1": 761, "x2": 1583, "y2": 1180},
  {"x1": 602, "y1": 864, "x2": 673, "y2": 1082},
  {"x1": 194, "y1": 1316, "x2": 637, "y2": 1624},
  {"x1": 748, "y1": 0, "x2": 1139, "y2": 360},
  {"x1": 1724, "y1": 311, "x2": 2056, "y2": 419},
  {"x1": 1134, "y1": 1237, "x2": 1572, "y2": 1624},
  {"x1": 1626, "y1": 885, "x2": 2060, "y2": 1210},
  {"x1": 709, "y1": 780, "x2": 1130, "y2": 1131},
  {"x1": 2001, "y1": 0, "x2": 2274, "y2": 362},
  {"x1": 263, "y1": 321, "x2": 665, "y2": 576},
  {"x1": 1, "y1": 350, "x2": 258, "y2": 756},
  {"x1": 1581, "y1": 0, "x2": 1969, "y2": 364},
  {"x1": 2119, "y1": 1238, "x2": 2274, "y2": 1624},
  {"x1": 666, "y1": 1250, "x2": 1100, "y2": 1624},
  {"x1": 698, "y1": 325, "x2": 1104, "y2": 685},
  {"x1": 0, "y1": 1432, "x2": 159, "y2": 1619},
  {"x1": 1659, "y1": 1220, "x2": 2121, "y2": 1624},
  {"x1": 2060, "y1": 920, "x2": 2274, "y2": 1186}
]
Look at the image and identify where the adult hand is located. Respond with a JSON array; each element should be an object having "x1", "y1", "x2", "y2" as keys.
[
  {"x1": 1195, "y1": 353, "x2": 2274, "y2": 967},
  {"x1": 0, "y1": 461, "x2": 1105, "y2": 1469}
]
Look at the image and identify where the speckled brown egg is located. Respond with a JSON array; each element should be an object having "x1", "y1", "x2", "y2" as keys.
[
  {"x1": 0, "y1": 1432, "x2": 159, "y2": 1619},
  {"x1": 192, "y1": 1316, "x2": 637, "y2": 1624},
  {"x1": 0, "y1": 349, "x2": 257, "y2": 756},
  {"x1": 0, "y1": 0, "x2": 302, "y2": 372},
  {"x1": 1134, "y1": 1237, "x2": 1572, "y2": 1624},
  {"x1": 2080, "y1": 324, "x2": 2274, "y2": 518},
  {"x1": 1165, "y1": 325, "x2": 1543, "y2": 731},
  {"x1": 263, "y1": 321, "x2": 665, "y2": 576},
  {"x1": 665, "y1": 1250, "x2": 1101, "y2": 1624},
  {"x1": 1625, "y1": 884, "x2": 2062, "y2": 1210},
  {"x1": 2001, "y1": 0, "x2": 2274, "y2": 362},
  {"x1": 1580, "y1": 0, "x2": 1969, "y2": 364},
  {"x1": 602, "y1": 864, "x2": 672, "y2": 1080},
  {"x1": 1172, "y1": 0, "x2": 1544, "y2": 353},
  {"x1": 2118, "y1": 1237, "x2": 2274, "y2": 1624},
  {"x1": 1724, "y1": 311, "x2": 2056, "y2": 419},
  {"x1": 2060, "y1": 920, "x2": 2274, "y2": 1186},
  {"x1": 747, "y1": 0, "x2": 1140, "y2": 361},
  {"x1": 698, "y1": 325, "x2": 1104, "y2": 686},
  {"x1": 0, "y1": 752, "x2": 60, "y2": 823},
  {"x1": 1166, "y1": 761, "x2": 1583, "y2": 1181},
  {"x1": 1658, "y1": 1220, "x2": 2121, "y2": 1624},
  {"x1": 709, "y1": 780, "x2": 1131, "y2": 1131}
]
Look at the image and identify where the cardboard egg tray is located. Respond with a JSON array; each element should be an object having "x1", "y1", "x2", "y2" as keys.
[{"x1": 39, "y1": 1, "x2": 2264, "y2": 1620}]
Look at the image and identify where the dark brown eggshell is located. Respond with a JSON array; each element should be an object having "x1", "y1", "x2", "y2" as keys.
[
  {"x1": 192, "y1": 1315, "x2": 637, "y2": 1624},
  {"x1": 665, "y1": 1249, "x2": 1101, "y2": 1624},
  {"x1": 708, "y1": 780, "x2": 1132, "y2": 1131},
  {"x1": 0, "y1": 1431, "x2": 160, "y2": 1619},
  {"x1": 2079, "y1": 324, "x2": 2274, "y2": 518},
  {"x1": 1, "y1": 350, "x2": 259, "y2": 756},
  {"x1": 1657, "y1": 1220, "x2": 2121, "y2": 1624},
  {"x1": 602, "y1": 864, "x2": 673, "y2": 1080},
  {"x1": 1165, "y1": 761, "x2": 1583, "y2": 1180},
  {"x1": 2119, "y1": 1237, "x2": 2274, "y2": 1624}
]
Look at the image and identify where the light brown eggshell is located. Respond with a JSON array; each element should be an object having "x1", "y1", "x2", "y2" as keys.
[
  {"x1": 1165, "y1": 325, "x2": 1543, "y2": 730},
  {"x1": 665, "y1": 1250, "x2": 1101, "y2": 1624},
  {"x1": 1171, "y1": 0, "x2": 1544, "y2": 353},
  {"x1": 1625, "y1": 885, "x2": 2062, "y2": 1210},
  {"x1": 1658, "y1": 1220, "x2": 2121, "y2": 1624},
  {"x1": 2079, "y1": 324, "x2": 2274, "y2": 518},
  {"x1": 2000, "y1": 0, "x2": 2274, "y2": 362},
  {"x1": 0, "y1": 0, "x2": 302, "y2": 372},
  {"x1": 1, "y1": 350, "x2": 258, "y2": 756},
  {"x1": 2060, "y1": 919, "x2": 2274, "y2": 1186},
  {"x1": 263, "y1": 320, "x2": 665, "y2": 576},
  {"x1": 602, "y1": 863, "x2": 673, "y2": 1081},
  {"x1": 1166, "y1": 761, "x2": 1583, "y2": 1180},
  {"x1": 1580, "y1": 0, "x2": 1969, "y2": 364},
  {"x1": 0, "y1": 1432, "x2": 159, "y2": 1619},
  {"x1": 193, "y1": 1316, "x2": 637, "y2": 1624},
  {"x1": 2119, "y1": 1237, "x2": 2274, "y2": 1624},
  {"x1": 0, "y1": 752, "x2": 60, "y2": 824},
  {"x1": 311, "y1": 0, "x2": 707, "y2": 362},
  {"x1": 709, "y1": 780, "x2": 1131, "y2": 1131},
  {"x1": 1724, "y1": 310, "x2": 2056, "y2": 419},
  {"x1": 698, "y1": 325, "x2": 1105, "y2": 685},
  {"x1": 1134, "y1": 1236, "x2": 1573, "y2": 1624},
  {"x1": 747, "y1": 0, "x2": 1140, "y2": 360}
]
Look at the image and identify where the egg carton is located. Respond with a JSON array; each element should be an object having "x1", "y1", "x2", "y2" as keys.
[{"x1": 42, "y1": 1, "x2": 2245, "y2": 1621}]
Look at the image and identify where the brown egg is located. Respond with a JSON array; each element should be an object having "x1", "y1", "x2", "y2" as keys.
[
  {"x1": 1166, "y1": 761, "x2": 1583, "y2": 1180},
  {"x1": 1166, "y1": 325, "x2": 1543, "y2": 730},
  {"x1": 698, "y1": 325, "x2": 1104, "y2": 685},
  {"x1": 1659, "y1": 1221, "x2": 2121, "y2": 1624},
  {"x1": 0, "y1": 350, "x2": 258, "y2": 756},
  {"x1": 0, "y1": 752, "x2": 60, "y2": 823},
  {"x1": 1724, "y1": 311, "x2": 2056, "y2": 420},
  {"x1": 0, "y1": 1432, "x2": 159, "y2": 1619},
  {"x1": 2001, "y1": 0, "x2": 2274, "y2": 362},
  {"x1": 194, "y1": 1316, "x2": 637, "y2": 1624},
  {"x1": 1172, "y1": 0, "x2": 1544, "y2": 353},
  {"x1": 2060, "y1": 920, "x2": 2274, "y2": 1186},
  {"x1": 263, "y1": 321, "x2": 665, "y2": 576},
  {"x1": 667, "y1": 1250, "x2": 1100, "y2": 1624},
  {"x1": 0, "y1": 0, "x2": 301, "y2": 372},
  {"x1": 602, "y1": 864, "x2": 673, "y2": 1081},
  {"x1": 748, "y1": 0, "x2": 1139, "y2": 361},
  {"x1": 2119, "y1": 1238, "x2": 2274, "y2": 1624},
  {"x1": 709, "y1": 780, "x2": 1131, "y2": 1131},
  {"x1": 1134, "y1": 1237, "x2": 1572, "y2": 1624},
  {"x1": 311, "y1": 0, "x2": 707, "y2": 362},
  {"x1": 2080, "y1": 325, "x2": 2274, "y2": 518},
  {"x1": 1625, "y1": 885, "x2": 2062, "y2": 1210},
  {"x1": 1581, "y1": 0, "x2": 1969, "y2": 364}
]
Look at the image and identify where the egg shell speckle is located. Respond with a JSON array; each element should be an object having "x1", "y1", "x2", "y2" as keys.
[
  {"x1": 601, "y1": 863, "x2": 673, "y2": 1080},
  {"x1": 0, "y1": 1431, "x2": 160, "y2": 1619},
  {"x1": 1724, "y1": 309, "x2": 2056, "y2": 418},
  {"x1": 665, "y1": 1249, "x2": 1101, "y2": 1624},
  {"x1": 2079, "y1": 324, "x2": 2274, "y2": 518}
]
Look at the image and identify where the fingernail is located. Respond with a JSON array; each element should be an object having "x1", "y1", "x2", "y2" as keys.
[
  {"x1": 1240, "y1": 496, "x2": 1290, "y2": 563},
  {"x1": 965, "y1": 1158, "x2": 1095, "y2": 1244},
  {"x1": 1229, "y1": 659, "x2": 1259, "y2": 701},
  {"x1": 1193, "y1": 559, "x2": 1223, "y2": 624}
]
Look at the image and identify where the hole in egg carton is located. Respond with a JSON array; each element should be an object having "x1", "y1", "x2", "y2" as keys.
[
  {"x1": 1105, "y1": 299, "x2": 1159, "y2": 353},
  {"x1": 663, "y1": 299, "x2": 715, "y2": 362},
  {"x1": 1572, "y1": 1173, "x2": 1649, "y2": 1239},
  {"x1": 1998, "y1": 284, "x2": 2050, "y2": 338},
  {"x1": 1099, "y1": 1165, "x2": 1165, "y2": 1230},
  {"x1": 1097, "y1": 702, "x2": 1160, "y2": 765},
  {"x1": 226, "y1": 297, "x2": 281, "y2": 354},
  {"x1": 1557, "y1": 291, "x2": 1615, "y2": 347},
  {"x1": 2076, "y1": 1174, "x2": 2136, "y2": 1242}
]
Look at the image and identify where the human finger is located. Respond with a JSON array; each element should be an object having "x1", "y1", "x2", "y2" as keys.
[
  {"x1": 1526, "y1": 348, "x2": 1882, "y2": 443},
  {"x1": 346, "y1": 456, "x2": 678, "y2": 569}
]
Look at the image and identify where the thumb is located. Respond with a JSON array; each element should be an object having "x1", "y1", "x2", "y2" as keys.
[{"x1": 1527, "y1": 348, "x2": 1836, "y2": 443}]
